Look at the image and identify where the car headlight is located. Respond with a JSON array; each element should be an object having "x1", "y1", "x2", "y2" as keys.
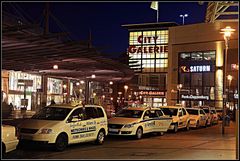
[
  {"x1": 39, "y1": 129, "x2": 53, "y2": 134},
  {"x1": 123, "y1": 123, "x2": 136, "y2": 128}
]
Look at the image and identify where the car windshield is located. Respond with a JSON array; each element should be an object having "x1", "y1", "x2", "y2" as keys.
[
  {"x1": 115, "y1": 109, "x2": 143, "y2": 118},
  {"x1": 161, "y1": 108, "x2": 178, "y2": 116},
  {"x1": 32, "y1": 107, "x2": 72, "y2": 120},
  {"x1": 203, "y1": 109, "x2": 209, "y2": 113},
  {"x1": 186, "y1": 109, "x2": 199, "y2": 115}
]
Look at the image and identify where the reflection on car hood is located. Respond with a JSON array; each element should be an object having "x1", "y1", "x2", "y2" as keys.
[
  {"x1": 108, "y1": 117, "x2": 141, "y2": 125},
  {"x1": 18, "y1": 119, "x2": 60, "y2": 129}
]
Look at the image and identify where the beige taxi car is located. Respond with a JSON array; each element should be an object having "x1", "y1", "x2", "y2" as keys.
[
  {"x1": 160, "y1": 106, "x2": 190, "y2": 133},
  {"x1": 186, "y1": 108, "x2": 208, "y2": 128},
  {"x1": 197, "y1": 106, "x2": 218, "y2": 125},
  {"x1": 2, "y1": 125, "x2": 19, "y2": 154},
  {"x1": 108, "y1": 107, "x2": 172, "y2": 139},
  {"x1": 17, "y1": 103, "x2": 108, "y2": 151}
]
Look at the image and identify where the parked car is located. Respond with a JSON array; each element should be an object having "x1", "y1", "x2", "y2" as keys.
[
  {"x1": 160, "y1": 106, "x2": 190, "y2": 133},
  {"x1": 17, "y1": 103, "x2": 108, "y2": 151},
  {"x1": 197, "y1": 106, "x2": 218, "y2": 125},
  {"x1": 108, "y1": 107, "x2": 172, "y2": 139},
  {"x1": 2, "y1": 125, "x2": 19, "y2": 154},
  {"x1": 186, "y1": 108, "x2": 208, "y2": 128},
  {"x1": 195, "y1": 106, "x2": 218, "y2": 126}
]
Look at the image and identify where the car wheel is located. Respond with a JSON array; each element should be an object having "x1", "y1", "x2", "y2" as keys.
[
  {"x1": 95, "y1": 130, "x2": 105, "y2": 145},
  {"x1": 185, "y1": 121, "x2": 190, "y2": 131},
  {"x1": 204, "y1": 120, "x2": 208, "y2": 128},
  {"x1": 55, "y1": 133, "x2": 68, "y2": 151},
  {"x1": 173, "y1": 124, "x2": 178, "y2": 133},
  {"x1": 135, "y1": 127, "x2": 143, "y2": 139},
  {"x1": 196, "y1": 121, "x2": 200, "y2": 129}
]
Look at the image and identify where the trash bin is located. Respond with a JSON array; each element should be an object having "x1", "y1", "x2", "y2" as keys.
[{"x1": 223, "y1": 115, "x2": 230, "y2": 126}]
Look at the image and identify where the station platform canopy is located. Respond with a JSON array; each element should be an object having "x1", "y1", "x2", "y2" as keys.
[{"x1": 2, "y1": 11, "x2": 134, "y2": 82}]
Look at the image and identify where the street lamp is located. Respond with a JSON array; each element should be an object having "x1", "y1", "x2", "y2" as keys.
[
  {"x1": 177, "y1": 84, "x2": 183, "y2": 104},
  {"x1": 179, "y1": 14, "x2": 188, "y2": 25},
  {"x1": 220, "y1": 26, "x2": 235, "y2": 135}
]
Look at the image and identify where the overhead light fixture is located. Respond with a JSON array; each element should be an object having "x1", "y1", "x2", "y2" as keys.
[
  {"x1": 53, "y1": 65, "x2": 58, "y2": 70},
  {"x1": 91, "y1": 74, "x2": 96, "y2": 79},
  {"x1": 80, "y1": 80, "x2": 85, "y2": 84}
]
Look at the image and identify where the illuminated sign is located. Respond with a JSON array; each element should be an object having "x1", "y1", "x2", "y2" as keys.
[
  {"x1": 181, "y1": 95, "x2": 209, "y2": 100},
  {"x1": 128, "y1": 35, "x2": 168, "y2": 54},
  {"x1": 181, "y1": 65, "x2": 211, "y2": 73},
  {"x1": 139, "y1": 91, "x2": 165, "y2": 96}
]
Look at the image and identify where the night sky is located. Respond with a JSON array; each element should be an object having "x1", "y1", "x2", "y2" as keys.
[{"x1": 3, "y1": 1, "x2": 208, "y2": 58}]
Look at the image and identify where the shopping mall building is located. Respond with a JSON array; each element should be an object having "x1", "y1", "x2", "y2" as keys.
[{"x1": 122, "y1": 21, "x2": 238, "y2": 109}]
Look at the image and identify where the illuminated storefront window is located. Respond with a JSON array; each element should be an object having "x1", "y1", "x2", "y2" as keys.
[
  {"x1": 128, "y1": 30, "x2": 168, "y2": 73},
  {"x1": 178, "y1": 51, "x2": 216, "y2": 107},
  {"x1": 47, "y1": 78, "x2": 62, "y2": 94},
  {"x1": 9, "y1": 71, "x2": 41, "y2": 92},
  {"x1": 8, "y1": 71, "x2": 42, "y2": 110},
  {"x1": 47, "y1": 78, "x2": 63, "y2": 105}
]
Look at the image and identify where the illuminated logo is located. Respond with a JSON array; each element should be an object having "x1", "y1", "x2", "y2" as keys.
[
  {"x1": 181, "y1": 66, "x2": 190, "y2": 72},
  {"x1": 181, "y1": 65, "x2": 211, "y2": 73}
]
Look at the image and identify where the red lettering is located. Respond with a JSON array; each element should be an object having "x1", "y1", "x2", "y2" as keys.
[
  {"x1": 149, "y1": 47, "x2": 153, "y2": 53},
  {"x1": 128, "y1": 45, "x2": 137, "y2": 53},
  {"x1": 154, "y1": 46, "x2": 159, "y2": 52},
  {"x1": 137, "y1": 35, "x2": 143, "y2": 43},
  {"x1": 137, "y1": 47, "x2": 142, "y2": 53}
]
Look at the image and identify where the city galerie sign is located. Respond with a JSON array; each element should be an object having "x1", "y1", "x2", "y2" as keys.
[
  {"x1": 128, "y1": 35, "x2": 168, "y2": 54},
  {"x1": 139, "y1": 91, "x2": 165, "y2": 96}
]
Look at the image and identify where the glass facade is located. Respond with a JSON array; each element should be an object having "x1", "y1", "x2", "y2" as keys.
[
  {"x1": 178, "y1": 51, "x2": 216, "y2": 107},
  {"x1": 127, "y1": 29, "x2": 169, "y2": 107},
  {"x1": 47, "y1": 78, "x2": 63, "y2": 105},
  {"x1": 8, "y1": 71, "x2": 42, "y2": 110},
  {"x1": 128, "y1": 30, "x2": 168, "y2": 73}
]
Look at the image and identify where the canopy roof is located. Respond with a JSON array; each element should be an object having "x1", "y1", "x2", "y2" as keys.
[{"x1": 2, "y1": 11, "x2": 134, "y2": 82}]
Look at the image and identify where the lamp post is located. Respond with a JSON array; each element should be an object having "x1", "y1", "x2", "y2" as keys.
[
  {"x1": 177, "y1": 84, "x2": 183, "y2": 104},
  {"x1": 220, "y1": 26, "x2": 235, "y2": 135},
  {"x1": 124, "y1": 85, "x2": 128, "y2": 101},
  {"x1": 179, "y1": 14, "x2": 188, "y2": 25},
  {"x1": 227, "y1": 75, "x2": 233, "y2": 108}
]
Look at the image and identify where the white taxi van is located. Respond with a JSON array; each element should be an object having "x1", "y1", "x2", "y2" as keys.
[
  {"x1": 17, "y1": 103, "x2": 108, "y2": 151},
  {"x1": 160, "y1": 106, "x2": 190, "y2": 133},
  {"x1": 2, "y1": 125, "x2": 19, "y2": 154},
  {"x1": 108, "y1": 107, "x2": 172, "y2": 139},
  {"x1": 186, "y1": 108, "x2": 208, "y2": 128}
]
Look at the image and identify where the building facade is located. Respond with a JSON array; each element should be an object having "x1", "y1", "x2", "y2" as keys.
[
  {"x1": 122, "y1": 22, "x2": 178, "y2": 107},
  {"x1": 123, "y1": 22, "x2": 238, "y2": 109}
]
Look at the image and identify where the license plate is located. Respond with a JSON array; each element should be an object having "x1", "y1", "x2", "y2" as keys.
[{"x1": 109, "y1": 128, "x2": 119, "y2": 132}]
